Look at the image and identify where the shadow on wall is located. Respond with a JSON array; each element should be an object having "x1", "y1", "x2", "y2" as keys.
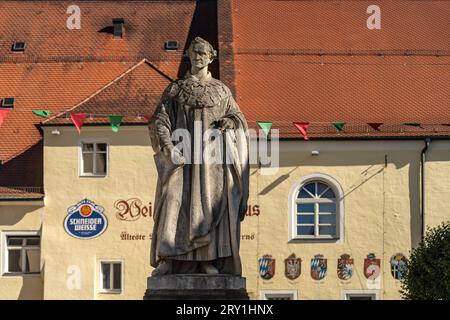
[
  {"x1": 0, "y1": 141, "x2": 43, "y2": 188},
  {"x1": 0, "y1": 206, "x2": 43, "y2": 226},
  {"x1": 18, "y1": 276, "x2": 44, "y2": 300}
]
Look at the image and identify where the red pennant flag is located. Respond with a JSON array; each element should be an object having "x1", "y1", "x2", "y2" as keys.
[
  {"x1": 0, "y1": 109, "x2": 10, "y2": 127},
  {"x1": 293, "y1": 122, "x2": 310, "y2": 140},
  {"x1": 368, "y1": 123, "x2": 383, "y2": 131},
  {"x1": 70, "y1": 113, "x2": 87, "y2": 134},
  {"x1": 143, "y1": 115, "x2": 152, "y2": 122}
]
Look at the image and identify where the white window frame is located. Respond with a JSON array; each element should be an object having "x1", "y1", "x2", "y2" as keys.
[
  {"x1": 98, "y1": 260, "x2": 123, "y2": 294},
  {"x1": 1, "y1": 231, "x2": 41, "y2": 276},
  {"x1": 260, "y1": 290, "x2": 298, "y2": 300},
  {"x1": 79, "y1": 140, "x2": 109, "y2": 177},
  {"x1": 288, "y1": 173, "x2": 344, "y2": 242},
  {"x1": 342, "y1": 289, "x2": 380, "y2": 300}
]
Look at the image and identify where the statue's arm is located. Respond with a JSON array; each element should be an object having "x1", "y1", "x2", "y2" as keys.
[{"x1": 149, "y1": 84, "x2": 176, "y2": 153}]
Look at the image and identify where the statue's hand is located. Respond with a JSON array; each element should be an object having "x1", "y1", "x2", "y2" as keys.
[
  {"x1": 162, "y1": 145, "x2": 186, "y2": 165},
  {"x1": 214, "y1": 117, "x2": 235, "y2": 130}
]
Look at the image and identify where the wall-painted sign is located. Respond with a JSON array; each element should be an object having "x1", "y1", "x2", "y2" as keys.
[
  {"x1": 364, "y1": 253, "x2": 381, "y2": 280},
  {"x1": 284, "y1": 253, "x2": 301, "y2": 280},
  {"x1": 259, "y1": 254, "x2": 275, "y2": 280},
  {"x1": 390, "y1": 253, "x2": 408, "y2": 280},
  {"x1": 337, "y1": 254, "x2": 354, "y2": 281},
  {"x1": 311, "y1": 254, "x2": 327, "y2": 280},
  {"x1": 64, "y1": 199, "x2": 108, "y2": 239},
  {"x1": 115, "y1": 198, "x2": 153, "y2": 221}
]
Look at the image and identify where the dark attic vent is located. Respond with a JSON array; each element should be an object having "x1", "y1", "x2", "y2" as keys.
[
  {"x1": 1, "y1": 97, "x2": 15, "y2": 108},
  {"x1": 165, "y1": 40, "x2": 179, "y2": 51},
  {"x1": 12, "y1": 41, "x2": 26, "y2": 52},
  {"x1": 113, "y1": 18, "x2": 125, "y2": 39}
]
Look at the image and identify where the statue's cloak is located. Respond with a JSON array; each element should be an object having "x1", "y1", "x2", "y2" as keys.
[{"x1": 148, "y1": 72, "x2": 249, "y2": 275}]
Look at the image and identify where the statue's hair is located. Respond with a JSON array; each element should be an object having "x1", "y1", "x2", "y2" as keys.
[{"x1": 187, "y1": 37, "x2": 217, "y2": 60}]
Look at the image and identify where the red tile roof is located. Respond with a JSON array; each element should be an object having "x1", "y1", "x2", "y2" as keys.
[
  {"x1": 0, "y1": 62, "x2": 135, "y2": 162},
  {"x1": 0, "y1": 186, "x2": 44, "y2": 200},
  {"x1": 228, "y1": 0, "x2": 450, "y2": 138},
  {"x1": 0, "y1": 0, "x2": 198, "y2": 197},
  {"x1": 42, "y1": 59, "x2": 171, "y2": 125},
  {"x1": 0, "y1": 0, "x2": 196, "y2": 79}
]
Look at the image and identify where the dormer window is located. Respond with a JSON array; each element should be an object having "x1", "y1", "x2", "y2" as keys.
[
  {"x1": 12, "y1": 42, "x2": 26, "y2": 52},
  {"x1": 1, "y1": 97, "x2": 15, "y2": 108},
  {"x1": 112, "y1": 18, "x2": 124, "y2": 39},
  {"x1": 165, "y1": 40, "x2": 179, "y2": 51}
]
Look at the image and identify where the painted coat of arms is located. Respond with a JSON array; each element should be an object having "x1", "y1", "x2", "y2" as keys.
[
  {"x1": 337, "y1": 254, "x2": 354, "y2": 280},
  {"x1": 310, "y1": 254, "x2": 327, "y2": 280},
  {"x1": 390, "y1": 253, "x2": 407, "y2": 280},
  {"x1": 259, "y1": 254, "x2": 275, "y2": 280},
  {"x1": 364, "y1": 253, "x2": 381, "y2": 280},
  {"x1": 284, "y1": 253, "x2": 301, "y2": 280}
]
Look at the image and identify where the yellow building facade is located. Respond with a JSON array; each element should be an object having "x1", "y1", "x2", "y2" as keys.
[{"x1": 2, "y1": 124, "x2": 448, "y2": 300}]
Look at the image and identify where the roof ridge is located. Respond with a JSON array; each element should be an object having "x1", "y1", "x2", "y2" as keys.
[{"x1": 42, "y1": 59, "x2": 148, "y2": 124}]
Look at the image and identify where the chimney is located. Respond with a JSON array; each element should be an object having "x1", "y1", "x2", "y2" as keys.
[{"x1": 113, "y1": 18, "x2": 125, "y2": 39}]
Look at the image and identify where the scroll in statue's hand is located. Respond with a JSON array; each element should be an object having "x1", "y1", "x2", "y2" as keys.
[{"x1": 212, "y1": 117, "x2": 235, "y2": 130}]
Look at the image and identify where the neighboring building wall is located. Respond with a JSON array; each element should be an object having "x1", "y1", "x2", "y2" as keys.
[
  {"x1": 30, "y1": 129, "x2": 450, "y2": 300},
  {"x1": 0, "y1": 204, "x2": 44, "y2": 299},
  {"x1": 42, "y1": 126, "x2": 156, "y2": 300},
  {"x1": 423, "y1": 140, "x2": 450, "y2": 228}
]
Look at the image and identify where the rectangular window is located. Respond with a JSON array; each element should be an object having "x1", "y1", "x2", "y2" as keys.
[
  {"x1": 261, "y1": 290, "x2": 297, "y2": 300},
  {"x1": 4, "y1": 235, "x2": 40, "y2": 275},
  {"x1": 81, "y1": 142, "x2": 108, "y2": 176},
  {"x1": 343, "y1": 290, "x2": 380, "y2": 300},
  {"x1": 100, "y1": 261, "x2": 122, "y2": 293}
]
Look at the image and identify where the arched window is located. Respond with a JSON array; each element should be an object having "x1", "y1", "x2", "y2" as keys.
[{"x1": 289, "y1": 174, "x2": 344, "y2": 241}]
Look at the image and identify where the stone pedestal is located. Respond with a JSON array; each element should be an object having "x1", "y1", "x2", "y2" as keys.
[{"x1": 144, "y1": 274, "x2": 249, "y2": 300}]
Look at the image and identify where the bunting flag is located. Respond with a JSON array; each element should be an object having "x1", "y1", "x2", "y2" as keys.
[
  {"x1": 143, "y1": 115, "x2": 152, "y2": 122},
  {"x1": 108, "y1": 115, "x2": 123, "y2": 133},
  {"x1": 70, "y1": 113, "x2": 87, "y2": 134},
  {"x1": 403, "y1": 123, "x2": 421, "y2": 128},
  {"x1": 256, "y1": 121, "x2": 273, "y2": 137},
  {"x1": 32, "y1": 110, "x2": 51, "y2": 118},
  {"x1": 368, "y1": 123, "x2": 383, "y2": 131},
  {"x1": 0, "y1": 109, "x2": 10, "y2": 127},
  {"x1": 331, "y1": 122, "x2": 346, "y2": 132},
  {"x1": 293, "y1": 122, "x2": 310, "y2": 140}
]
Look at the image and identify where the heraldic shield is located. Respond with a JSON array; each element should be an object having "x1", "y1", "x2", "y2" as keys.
[
  {"x1": 259, "y1": 254, "x2": 275, "y2": 280},
  {"x1": 284, "y1": 253, "x2": 301, "y2": 280},
  {"x1": 311, "y1": 254, "x2": 327, "y2": 280},
  {"x1": 364, "y1": 253, "x2": 381, "y2": 280},
  {"x1": 337, "y1": 254, "x2": 354, "y2": 280},
  {"x1": 390, "y1": 253, "x2": 407, "y2": 280}
]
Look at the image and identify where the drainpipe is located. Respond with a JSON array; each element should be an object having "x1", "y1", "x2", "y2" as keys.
[{"x1": 420, "y1": 138, "x2": 431, "y2": 241}]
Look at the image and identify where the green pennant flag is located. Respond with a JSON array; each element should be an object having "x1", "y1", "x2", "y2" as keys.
[
  {"x1": 108, "y1": 115, "x2": 123, "y2": 133},
  {"x1": 331, "y1": 122, "x2": 346, "y2": 131},
  {"x1": 256, "y1": 121, "x2": 273, "y2": 137},
  {"x1": 403, "y1": 123, "x2": 422, "y2": 128},
  {"x1": 32, "y1": 110, "x2": 51, "y2": 118}
]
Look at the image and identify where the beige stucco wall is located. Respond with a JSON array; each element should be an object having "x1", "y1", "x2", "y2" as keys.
[
  {"x1": 2, "y1": 126, "x2": 449, "y2": 300},
  {"x1": 0, "y1": 204, "x2": 44, "y2": 299}
]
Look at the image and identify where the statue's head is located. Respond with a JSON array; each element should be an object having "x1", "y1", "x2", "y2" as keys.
[{"x1": 187, "y1": 37, "x2": 217, "y2": 70}]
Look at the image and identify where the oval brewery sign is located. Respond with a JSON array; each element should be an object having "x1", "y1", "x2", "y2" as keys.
[{"x1": 64, "y1": 199, "x2": 108, "y2": 239}]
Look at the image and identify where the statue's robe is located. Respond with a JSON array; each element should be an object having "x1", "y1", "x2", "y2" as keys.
[{"x1": 148, "y1": 72, "x2": 249, "y2": 275}]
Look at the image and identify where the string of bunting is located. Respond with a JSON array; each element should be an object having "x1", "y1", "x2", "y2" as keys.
[
  {"x1": 257, "y1": 121, "x2": 450, "y2": 140},
  {"x1": 1, "y1": 109, "x2": 450, "y2": 137}
]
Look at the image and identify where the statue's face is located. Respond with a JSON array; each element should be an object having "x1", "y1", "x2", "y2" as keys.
[{"x1": 189, "y1": 43, "x2": 212, "y2": 69}]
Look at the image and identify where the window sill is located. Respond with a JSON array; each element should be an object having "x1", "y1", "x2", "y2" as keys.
[
  {"x1": 98, "y1": 290, "x2": 122, "y2": 294},
  {"x1": 288, "y1": 236, "x2": 341, "y2": 244},
  {"x1": 79, "y1": 174, "x2": 107, "y2": 178},
  {"x1": 1, "y1": 272, "x2": 41, "y2": 277}
]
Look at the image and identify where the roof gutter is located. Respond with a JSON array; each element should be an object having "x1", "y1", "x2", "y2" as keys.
[{"x1": 420, "y1": 138, "x2": 431, "y2": 241}]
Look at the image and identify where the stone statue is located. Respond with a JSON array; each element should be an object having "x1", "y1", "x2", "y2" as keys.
[{"x1": 148, "y1": 37, "x2": 249, "y2": 276}]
